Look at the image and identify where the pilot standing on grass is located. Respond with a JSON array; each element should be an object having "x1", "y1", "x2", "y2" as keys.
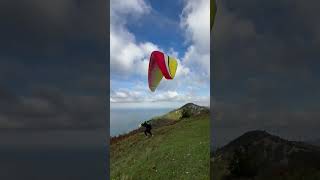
[{"x1": 139, "y1": 121, "x2": 153, "y2": 137}]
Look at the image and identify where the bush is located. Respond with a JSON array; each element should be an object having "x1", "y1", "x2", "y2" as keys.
[{"x1": 181, "y1": 109, "x2": 192, "y2": 118}]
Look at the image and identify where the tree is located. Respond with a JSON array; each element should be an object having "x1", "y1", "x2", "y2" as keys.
[{"x1": 181, "y1": 108, "x2": 192, "y2": 118}]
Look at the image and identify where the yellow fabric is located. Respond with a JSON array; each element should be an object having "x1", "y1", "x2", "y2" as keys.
[{"x1": 168, "y1": 57, "x2": 178, "y2": 78}]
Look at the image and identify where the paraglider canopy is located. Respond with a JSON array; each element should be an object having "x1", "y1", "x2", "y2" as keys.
[{"x1": 148, "y1": 51, "x2": 178, "y2": 92}]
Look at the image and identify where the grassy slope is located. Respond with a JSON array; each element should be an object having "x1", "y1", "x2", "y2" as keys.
[{"x1": 110, "y1": 113, "x2": 210, "y2": 180}]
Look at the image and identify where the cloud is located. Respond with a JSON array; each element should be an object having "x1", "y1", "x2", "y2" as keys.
[
  {"x1": 110, "y1": 0, "x2": 210, "y2": 109},
  {"x1": 0, "y1": 86, "x2": 105, "y2": 130},
  {"x1": 110, "y1": 0, "x2": 162, "y2": 78},
  {"x1": 110, "y1": 0, "x2": 150, "y2": 23},
  {"x1": 0, "y1": 0, "x2": 106, "y2": 58},
  {"x1": 212, "y1": 0, "x2": 320, "y2": 145},
  {"x1": 180, "y1": 0, "x2": 210, "y2": 77},
  {"x1": 110, "y1": 85, "x2": 209, "y2": 107},
  {"x1": 110, "y1": 28, "x2": 160, "y2": 77},
  {"x1": 110, "y1": 0, "x2": 205, "y2": 81},
  {"x1": 0, "y1": 0, "x2": 107, "y2": 131}
]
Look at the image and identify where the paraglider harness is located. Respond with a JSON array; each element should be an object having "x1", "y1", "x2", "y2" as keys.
[{"x1": 140, "y1": 121, "x2": 152, "y2": 137}]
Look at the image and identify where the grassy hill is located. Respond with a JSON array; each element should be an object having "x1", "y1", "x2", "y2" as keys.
[{"x1": 110, "y1": 103, "x2": 210, "y2": 180}]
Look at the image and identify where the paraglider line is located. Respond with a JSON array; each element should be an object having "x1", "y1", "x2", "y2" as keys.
[{"x1": 168, "y1": 55, "x2": 171, "y2": 77}]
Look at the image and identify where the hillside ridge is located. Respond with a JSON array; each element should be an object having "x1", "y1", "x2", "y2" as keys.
[
  {"x1": 211, "y1": 130, "x2": 320, "y2": 180},
  {"x1": 110, "y1": 103, "x2": 209, "y2": 144}
]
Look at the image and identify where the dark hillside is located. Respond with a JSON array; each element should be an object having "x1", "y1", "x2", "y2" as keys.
[{"x1": 211, "y1": 130, "x2": 320, "y2": 180}]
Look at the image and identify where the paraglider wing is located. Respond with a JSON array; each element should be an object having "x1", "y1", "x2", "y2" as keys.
[
  {"x1": 148, "y1": 51, "x2": 178, "y2": 92},
  {"x1": 166, "y1": 55, "x2": 178, "y2": 79},
  {"x1": 148, "y1": 51, "x2": 164, "y2": 92}
]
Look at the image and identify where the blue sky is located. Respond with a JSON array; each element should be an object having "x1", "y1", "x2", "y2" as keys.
[
  {"x1": 110, "y1": 0, "x2": 210, "y2": 108},
  {"x1": 127, "y1": 0, "x2": 185, "y2": 51}
]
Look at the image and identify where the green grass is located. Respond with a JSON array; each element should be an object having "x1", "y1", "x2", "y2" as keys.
[
  {"x1": 110, "y1": 113, "x2": 210, "y2": 180},
  {"x1": 160, "y1": 109, "x2": 183, "y2": 120}
]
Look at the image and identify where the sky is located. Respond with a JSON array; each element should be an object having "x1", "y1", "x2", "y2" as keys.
[
  {"x1": 0, "y1": 0, "x2": 107, "y2": 133},
  {"x1": 0, "y1": 0, "x2": 108, "y2": 179},
  {"x1": 212, "y1": 0, "x2": 320, "y2": 147},
  {"x1": 110, "y1": 0, "x2": 210, "y2": 109},
  {"x1": 0, "y1": 0, "x2": 319, "y2": 174}
]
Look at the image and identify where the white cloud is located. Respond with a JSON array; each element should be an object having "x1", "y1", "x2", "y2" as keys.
[
  {"x1": 110, "y1": 0, "x2": 210, "y2": 108},
  {"x1": 114, "y1": 91, "x2": 128, "y2": 98},
  {"x1": 110, "y1": 0, "x2": 193, "y2": 80},
  {"x1": 110, "y1": 0, "x2": 160, "y2": 78},
  {"x1": 111, "y1": 0, "x2": 150, "y2": 15},
  {"x1": 153, "y1": 91, "x2": 179, "y2": 101},
  {"x1": 110, "y1": 0, "x2": 150, "y2": 26},
  {"x1": 110, "y1": 26, "x2": 161, "y2": 77},
  {"x1": 181, "y1": 0, "x2": 210, "y2": 52},
  {"x1": 110, "y1": 87, "x2": 210, "y2": 108},
  {"x1": 180, "y1": 0, "x2": 210, "y2": 77}
]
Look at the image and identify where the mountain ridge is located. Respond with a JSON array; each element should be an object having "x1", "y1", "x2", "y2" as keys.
[
  {"x1": 211, "y1": 130, "x2": 320, "y2": 180},
  {"x1": 216, "y1": 130, "x2": 320, "y2": 156}
]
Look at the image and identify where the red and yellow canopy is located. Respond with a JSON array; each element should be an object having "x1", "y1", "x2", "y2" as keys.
[{"x1": 148, "y1": 51, "x2": 178, "y2": 92}]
